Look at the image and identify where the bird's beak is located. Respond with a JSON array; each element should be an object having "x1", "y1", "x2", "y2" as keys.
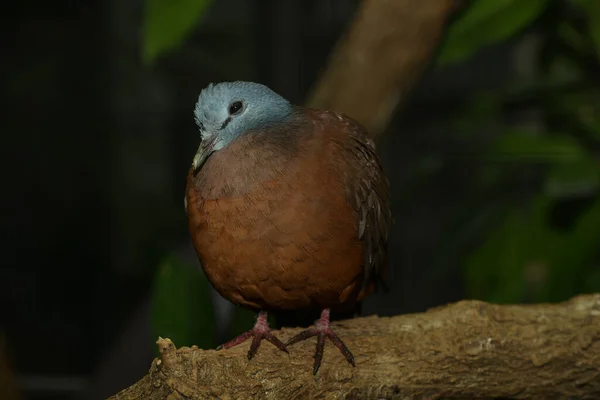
[{"x1": 192, "y1": 135, "x2": 218, "y2": 176}]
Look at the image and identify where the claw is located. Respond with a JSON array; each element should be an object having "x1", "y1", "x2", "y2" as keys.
[
  {"x1": 217, "y1": 311, "x2": 288, "y2": 359},
  {"x1": 285, "y1": 308, "x2": 355, "y2": 374}
]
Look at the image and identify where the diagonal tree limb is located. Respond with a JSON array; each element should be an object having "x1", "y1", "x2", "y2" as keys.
[
  {"x1": 307, "y1": 0, "x2": 462, "y2": 137},
  {"x1": 110, "y1": 294, "x2": 600, "y2": 399}
]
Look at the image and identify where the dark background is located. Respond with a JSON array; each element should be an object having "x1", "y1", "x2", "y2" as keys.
[{"x1": 2, "y1": 0, "x2": 599, "y2": 399}]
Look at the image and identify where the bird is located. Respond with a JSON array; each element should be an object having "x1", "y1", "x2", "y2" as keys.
[{"x1": 185, "y1": 81, "x2": 391, "y2": 374}]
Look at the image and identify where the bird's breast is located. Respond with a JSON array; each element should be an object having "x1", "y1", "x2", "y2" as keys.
[{"x1": 185, "y1": 131, "x2": 366, "y2": 311}]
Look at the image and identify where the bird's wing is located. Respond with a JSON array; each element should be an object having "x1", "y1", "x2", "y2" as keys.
[{"x1": 323, "y1": 111, "x2": 392, "y2": 289}]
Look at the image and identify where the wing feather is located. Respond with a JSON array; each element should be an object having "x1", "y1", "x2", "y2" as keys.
[{"x1": 318, "y1": 110, "x2": 392, "y2": 288}]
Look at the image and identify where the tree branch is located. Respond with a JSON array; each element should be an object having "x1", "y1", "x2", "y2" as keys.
[
  {"x1": 110, "y1": 294, "x2": 600, "y2": 399},
  {"x1": 307, "y1": 0, "x2": 460, "y2": 137}
]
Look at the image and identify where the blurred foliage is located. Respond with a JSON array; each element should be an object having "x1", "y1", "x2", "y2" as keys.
[
  {"x1": 466, "y1": 196, "x2": 600, "y2": 303},
  {"x1": 151, "y1": 253, "x2": 259, "y2": 350},
  {"x1": 151, "y1": 254, "x2": 216, "y2": 351},
  {"x1": 437, "y1": 0, "x2": 600, "y2": 303},
  {"x1": 572, "y1": 0, "x2": 600, "y2": 53},
  {"x1": 142, "y1": 0, "x2": 213, "y2": 64},
  {"x1": 438, "y1": 0, "x2": 550, "y2": 65}
]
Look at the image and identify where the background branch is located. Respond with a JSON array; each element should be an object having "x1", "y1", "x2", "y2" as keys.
[
  {"x1": 111, "y1": 294, "x2": 600, "y2": 399},
  {"x1": 307, "y1": 0, "x2": 459, "y2": 137}
]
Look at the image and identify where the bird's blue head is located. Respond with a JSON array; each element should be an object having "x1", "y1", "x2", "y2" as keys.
[{"x1": 191, "y1": 81, "x2": 292, "y2": 174}]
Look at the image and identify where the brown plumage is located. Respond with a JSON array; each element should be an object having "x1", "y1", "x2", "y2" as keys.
[{"x1": 186, "y1": 82, "x2": 391, "y2": 374}]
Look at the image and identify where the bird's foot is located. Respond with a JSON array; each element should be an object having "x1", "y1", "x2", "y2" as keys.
[
  {"x1": 285, "y1": 308, "x2": 355, "y2": 374},
  {"x1": 216, "y1": 311, "x2": 288, "y2": 360}
]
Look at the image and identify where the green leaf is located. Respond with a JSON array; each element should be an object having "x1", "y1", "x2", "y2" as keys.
[
  {"x1": 464, "y1": 196, "x2": 560, "y2": 303},
  {"x1": 151, "y1": 254, "x2": 216, "y2": 350},
  {"x1": 544, "y1": 157, "x2": 600, "y2": 198},
  {"x1": 557, "y1": 21, "x2": 586, "y2": 54},
  {"x1": 584, "y1": 264, "x2": 600, "y2": 293},
  {"x1": 548, "y1": 88, "x2": 600, "y2": 141},
  {"x1": 547, "y1": 198, "x2": 600, "y2": 300},
  {"x1": 489, "y1": 131, "x2": 587, "y2": 164},
  {"x1": 438, "y1": 0, "x2": 549, "y2": 66},
  {"x1": 465, "y1": 193, "x2": 600, "y2": 304},
  {"x1": 547, "y1": 52, "x2": 584, "y2": 85},
  {"x1": 571, "y1": 0, "x2": 600, "y2": 57},
  {"x1": 142, "y1": 0, "x2": 213, "y2": 64},
  {"x1": 592, "y1": 120, "x2": 600, "y2": 141}
]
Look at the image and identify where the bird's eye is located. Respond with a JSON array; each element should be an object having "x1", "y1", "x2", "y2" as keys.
[{"x1": 228, "y1": 101, "x2": 244, "y2": 116}]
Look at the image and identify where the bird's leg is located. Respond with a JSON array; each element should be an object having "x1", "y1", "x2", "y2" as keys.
[
  {"x1": 216, "y1": 310, "x2": 288, "y2": 360},
  {"x1": 285, "y1": 308, "x2": 356, "y2": 374}
]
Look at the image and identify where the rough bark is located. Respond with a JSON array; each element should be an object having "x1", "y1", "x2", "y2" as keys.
[
  {"x1": 110, "y1": 293, "x2": 600, "y2": 399},
  {"x1": 307, "y1": 0, "x2": 460, "y2": 137}
]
